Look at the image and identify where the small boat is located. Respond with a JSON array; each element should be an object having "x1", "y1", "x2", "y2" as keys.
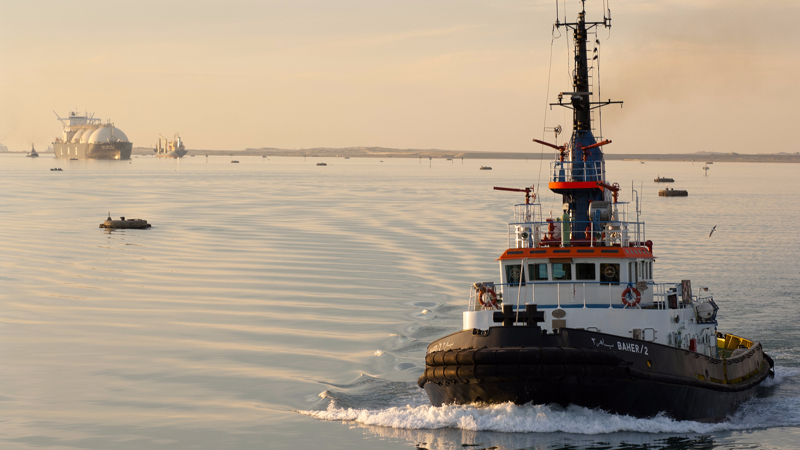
[
  {"x1": 26, "y1": 144, "x2": 39, "y2": 158},
  {"x1": 231, "y1": 160, "x2": 239, "y2": 164},
  {"x1": 480, "y1": 166, "x2": 492, "y2": 170},
  {"x1": 50, "y1": 168, "x2": 62, "y2": 171},
  {"x1": 654, "y1": 176, "x2": 674, "y2": 183},
  {"x1": 99, "y1": 214, "x2": 151, "y2": 230},
  {"x1": 344, "y1": 157, "x2": 350, "y2": 159},
  {"x1": 659, "y1": 186, "x2": 688, "y2": 197},
  {"x1": 316, "y1": 162, "x2": 327, "y2": 166},
  {"x1": 69, "y1": 158, "x2": 78, "y2": 161},
  {"x1": 446, "y1": 158, "x2": 453, "y2": 161},
  {"x1": 706, "y1": 161, "x2": 714, "y2": 164},
  {"x1": 418, "y1": 3, "x2": 771, "y2": 424}
]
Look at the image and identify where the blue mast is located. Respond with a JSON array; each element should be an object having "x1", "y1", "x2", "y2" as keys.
[{"x1": 543, "y1": 1, "x2": 622, "y2": 242}]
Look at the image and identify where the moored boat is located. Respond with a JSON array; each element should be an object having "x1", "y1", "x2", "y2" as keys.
[
  {"x1": 418, "y1": 3, "x2": 772, "y2": 423},
  {"x1": 659, "y1": 187, "x2": 689, "y2": 197}
]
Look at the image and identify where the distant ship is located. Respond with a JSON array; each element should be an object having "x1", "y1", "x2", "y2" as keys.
[
  {"x1": 154, "y1": 134, "x2": 188, "y2": 158},
  {"x1": 52, "y1": 111, "x2": 132, "y2": 160},
  {"x1": 27, "y1": 144, "x2": 39, "y2": 158}
]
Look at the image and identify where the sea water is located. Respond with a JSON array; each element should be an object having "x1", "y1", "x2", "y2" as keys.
[{"x1": 1, "y1": 154, "x2": 798, "y2": 449}]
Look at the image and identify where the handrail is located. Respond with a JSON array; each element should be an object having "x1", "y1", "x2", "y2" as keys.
[
  {"x1": 508, "y1": 218, "x2": 646, "y2": 249},
  {"x1": 467, "y1": 281, "x2": 716, "y2": 313}
]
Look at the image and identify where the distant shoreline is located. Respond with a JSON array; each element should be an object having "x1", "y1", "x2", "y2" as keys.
[{"x1": 131, "y1": 146, "x2": 800, "y2": 163}]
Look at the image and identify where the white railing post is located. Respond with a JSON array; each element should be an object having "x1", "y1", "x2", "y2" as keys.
[{"x1": 583, "y1": 283, "x2": 587, "y2": 308}]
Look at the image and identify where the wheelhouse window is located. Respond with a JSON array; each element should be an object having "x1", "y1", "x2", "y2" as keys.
[
  {"x1": 576, "y1": 263, "x2": 596, "y2": 281},
  {"x1": 600, "y1": 263, "x2": 620, "y2": 285},
  {"x1": 528, "y1": 263, "x2": 548, "y2": 281},
  {"x1": 552, "y1": 263, "x2": 572, "y2": 281},
  {"x1": 505, "y1": 264, "x2": 526, "y2": 285}
]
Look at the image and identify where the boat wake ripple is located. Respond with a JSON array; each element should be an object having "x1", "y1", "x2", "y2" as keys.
[{"x1": 299, "y1": 366, "x2": 800, "y2": 434}]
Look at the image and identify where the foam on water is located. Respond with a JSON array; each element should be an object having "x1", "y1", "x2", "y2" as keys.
[{"x1": 300, "y1": 366, "x2": 800, "y2": 434}]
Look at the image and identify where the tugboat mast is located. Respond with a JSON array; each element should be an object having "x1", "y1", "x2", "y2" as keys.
[{"x1": 543, "y1": 1, "x2": 623, "y2": 239}]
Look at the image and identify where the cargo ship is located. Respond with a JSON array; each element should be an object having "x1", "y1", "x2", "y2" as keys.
[
  {"x1": 52, "y1": 111, "x2": 132, "y2": 160},
  {"x1": 155, "y1": 134, "x2": 187, "y2": 158},
  {"x1": 417, "y1": 2, "x2": 773, "y2": 423}
]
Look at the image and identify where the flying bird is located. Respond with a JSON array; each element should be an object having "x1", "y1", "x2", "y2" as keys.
[{"x1": 709, "y1": 225, "x2": 717, "y2": 238}]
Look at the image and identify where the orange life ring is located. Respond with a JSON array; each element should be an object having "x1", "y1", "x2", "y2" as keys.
[
  {"x1": 479, "y1": 288, "x2": 499, "y2": 309},
  {"x1": 621, "y1": 286, "x2": 641, "y2": 307}
]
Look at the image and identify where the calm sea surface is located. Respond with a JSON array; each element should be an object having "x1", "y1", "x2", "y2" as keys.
[{"x1": 1, "y1": 154, "x2": 798, "y2": 449}]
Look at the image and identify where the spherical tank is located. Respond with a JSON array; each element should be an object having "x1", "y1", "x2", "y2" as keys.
[{"x1": 88, "y1": 126, "x2": 129, "y2": 144}]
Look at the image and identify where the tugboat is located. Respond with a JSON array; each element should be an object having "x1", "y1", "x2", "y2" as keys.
[
  {"x1": 27, "y1": 144, "x2": 39, "y2": 158},
  {"x1": 418, "y1": 2, "x2": 773, "y2": 423}
]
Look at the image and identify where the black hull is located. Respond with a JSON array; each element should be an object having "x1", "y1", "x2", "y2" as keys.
[
  {"x1": 54, "y1": 142, "x2": 132, "y2": 160},
  {"x1": 419, "y1": 327, "x2": 772, "y2": 423}
]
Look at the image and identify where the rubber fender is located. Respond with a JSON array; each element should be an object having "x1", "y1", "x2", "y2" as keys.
[
  {"x1": 457, "y1": 350, "x2": 477, "y2": 365},
  {"x1": 425, "y1": 353, "x2": 436, "y2": 366},
  {"x1": 425, "y1": 366, "x2": 437, "y2": 381},
  {"x1": 457, "y1": 365, "x2": 476, "y2": 381},
  {"x1": 518, "y1": 364, "x2": 542, "y2": 380},
  {"x1": 473, "y1": 349, "x2": 497, "y2": 365},
  {"x1": 494, "y1": 349, "x2": 521, "y2": 364},
  {"x1": 517, "y1": 348, "x2": 543, "y2": 364},
  {"x1": 541, "y1": 347, "x2": 565, "y2": 364},
  {"x1": 433, "y1": 366, "x2": 446, "y2": 381},
  {"x1": 496, "y1": 364, "x2": 519, "y2": 379},
  {"x1": 442, "y1": 351, "x2": 460, "y2": 366},
  {"x1": 443, "y1": 365, "x2": 460, "y2": 382},
  {"x1": 582, "y1": 349, "x2": 621, "y2": 365},
  {"x1": 564, "y1": 363, "x2": 585, "y2": 378},
  {"x1": 474, "y1": 365, "x2": 499, "y2": 381},
  {"x1": 582, "y1": 364, "x2": 606, "y2": 378},
  {"x1": 432, "y1": 352, "x2": 447, "y2": 366},
  {"x1": 541, "y1": 364, "x2": 565, "y2": 378},
  {"x1": 417, "y1": 375, "x2": 427, "y2": 388},
  {"x1": 563, "y1": 348, "x2": 585, "y2": 365}
]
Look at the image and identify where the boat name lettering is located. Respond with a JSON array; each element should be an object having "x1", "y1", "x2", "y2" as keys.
[
  {"x1": 428, "y1": 341, "x2": 454, "y2": 353},
  {"x1": 617, "y1": 341, "x2": 648, "y2": 355}
]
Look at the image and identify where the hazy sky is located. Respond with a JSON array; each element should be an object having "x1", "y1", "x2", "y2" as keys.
[{"x1": 1, "y1": 0, "x2": 797, "y2": 153}]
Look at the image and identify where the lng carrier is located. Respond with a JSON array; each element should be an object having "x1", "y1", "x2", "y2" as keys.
[{"x1": 53, "y1": 111, "x2": 132, "y2": 160}]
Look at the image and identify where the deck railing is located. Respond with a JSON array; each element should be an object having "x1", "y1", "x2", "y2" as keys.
[
  {"x1": 468, "y1": 281, "x2": 711, "y2": 313},
  {"x1": 508, "y1": 219, "x2": 646, "y2": 249},
  {"x1": 508, "y1": 202, "x2": 645, "y2": 249},
  {"x1": 550, "y1": 160, "x2": 605, "y2": 182}
]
